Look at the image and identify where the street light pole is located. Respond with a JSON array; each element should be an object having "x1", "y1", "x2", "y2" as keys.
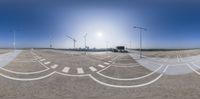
[
  {"x1": 13, "y1": 31, "x2": 16, "y2": 50},
  {"x1": 133, "y1": 26, "x2": 147, "y2": 59},
  {"x1": 84, "y1": 33, "x2": 87, "y2": 54}
]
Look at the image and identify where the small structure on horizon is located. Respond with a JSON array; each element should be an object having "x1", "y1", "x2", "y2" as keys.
[{"x1": 112, "y1": 46, "x2": 128, "y2": 53}]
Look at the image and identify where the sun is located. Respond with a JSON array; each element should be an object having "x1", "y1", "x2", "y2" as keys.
[{"x1": 97, "y1": 32, "x2": 103, "y2": 37}]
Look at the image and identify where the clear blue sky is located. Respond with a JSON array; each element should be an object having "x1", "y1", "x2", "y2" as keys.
[{"x1": 0, "y1": 0, "x2": 200, "y2": 49}]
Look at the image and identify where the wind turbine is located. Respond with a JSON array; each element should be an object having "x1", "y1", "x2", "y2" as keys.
[{"x1": 66, "y1": 35, "x2": 77, "y2": 49}]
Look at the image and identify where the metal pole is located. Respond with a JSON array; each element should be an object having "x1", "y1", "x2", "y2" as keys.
[
  {"x1": 13, "y1": 31, "x2": 16, "y2": 50},
  {"x1": 133, "y1": 26, "x2": 147, "y2": 59},
  {"x1": 84, "y1": 33, "x2": 87, "y2": 54},
  {"x1": 73, "y1": 40, "x2": 76, "y2": 49},
  {"x1": 140, "y1": 29, "x2": 142, "y2": 58}
]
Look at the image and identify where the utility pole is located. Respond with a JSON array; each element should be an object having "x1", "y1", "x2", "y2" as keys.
[
  {"x1": 13, "y1": 31, "x2": 16, "y2": 50},
  {"x1": 49, "y1": 33, "x2": 53, "y2": 49},
  {"x1": 133, "y1": 26, "x2": 147, "y2": 59},
  {"x1": 84, "y1": 33, "x2": 87, "y2": 54}
]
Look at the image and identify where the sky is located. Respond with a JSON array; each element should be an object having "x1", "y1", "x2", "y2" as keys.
[{"x1": 0, "y1": 0, "x2": 200, "y2": 49}]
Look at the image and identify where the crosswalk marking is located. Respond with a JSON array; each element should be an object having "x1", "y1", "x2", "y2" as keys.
[
  {"x1": 40, "y1": 59, "x2": 46, "y2": 61},
  {"x1": 62, "y1": 67, "x2": 70, "y2": 73},
  {"x1": 98, "y1": 64, "x2": 105, "y2": 68},
  {"x1": 89, "y1": 66, "x2": 97, "y2": 72},
  {"x1": 44, "y1": 61, "x2": 51, "y2": 65},
  {"x1": 51, "y1": 64, "x2": 58, "y2": 69},
  {"x1": 104, "y1": 62, "x2": 110, "y2": 65},
  {"x1": 77, "y1": 68, "x2": 84, "y2": 74}
]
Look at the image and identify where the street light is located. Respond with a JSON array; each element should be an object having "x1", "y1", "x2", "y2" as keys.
[
  {"x1": 49, "y1": 33, "x2": 54, "y2": 49},
  {"x1": 84, "y1": 33, "x2": 87, "y2": 54},
  {"x1": 13, "y1": 31, "x2": 16, "y2": 50},
  {"x1": 133, "y1": 26, "x2": 147, "y2": 59}
]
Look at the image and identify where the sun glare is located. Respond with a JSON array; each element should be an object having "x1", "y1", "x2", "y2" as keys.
[{"x1": 97, "y1": 32, "x2": 103, "y2": 37}]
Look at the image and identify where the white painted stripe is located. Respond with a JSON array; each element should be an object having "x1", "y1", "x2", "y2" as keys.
[
  {"x1": 98, "y1": 64, "x2": 105, "y2": 68},
  {"x1": 187, "y1": 64, "x2": 200, "y2": 75},
  {"x1": 108, "y1": 61, "x2": 112, "y2": 63},
  {"x1": 0, "y1": 72, "x2": 55, "y2": 81},
  {"x1": 89, "y1": 65, "x2": 168, "y2": 88},
  {"x1": 97, "y1": 65, "x2": 164, "y2": 81},
  {"x1": 104, "y1": 62, "x2": 110, "y2": 65},
  {"x1": 51, "y1": 64, "x2": 58, "y2": 69},
  {"x1": 40, "y1": 59, "x2": 46, "y2": 61},
  {"x1": 0, "y1": 67, "x2": 49, "y2": 75},
  {"x1": 77, "y1": 68, "x2": 84, "y2": 74},
  {"x1": 62, "y1": 67, "x2": 70, "y2": 73},
  {"x1": 44, "y1": 61, "x2": 51, "y2": 65},
  {"x1": 89, "y1": 66, "x2": 97, "y2": 72}
]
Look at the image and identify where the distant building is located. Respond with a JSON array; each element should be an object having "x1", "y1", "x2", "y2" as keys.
[{"x1": 113, "y1": 46, "x2": 128, "y2": 53}]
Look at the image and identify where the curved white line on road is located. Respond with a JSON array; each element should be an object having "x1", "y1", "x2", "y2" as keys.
[
  {"x1": 89, "y1": 65, "x2": 168, "y2": 88},
  {"x1": 97, "y1": 64, "x2": 164, "y2": 81},
  {"x1": 191, "y1": 62, "x2": 200, "y2": 69},
  {"x1": 187, "y1": 64, "x2": 200, "y2": 75},
  {"x1": 0, "y1": 67, "x2": 49, "y2": 75},
  {"x1": 0, "y1": 71, "x2": 55, "y2": 81}
]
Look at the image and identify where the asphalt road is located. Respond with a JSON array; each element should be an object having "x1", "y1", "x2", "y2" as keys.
[{"x1": 0, "y1": 49, "x2": 200, "y2": 99}]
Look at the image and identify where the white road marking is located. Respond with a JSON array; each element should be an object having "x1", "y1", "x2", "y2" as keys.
[
  {"x1": 98, "y1": 64, "x2": 105, "y2": 68},
  {"x1": 40, "y1": 59, "x2": 46, "y2": 61},
  {"x1": 51, "y1": 64, "x2": 58, "y2": 69},
  {"x1": 0, "y1": 67, "x2": 49, "y2": 75},
  {"x1": 62, "y1": 67, "x2": 70, "y2": 73},
  {"x1": 89, "y1": 66, "x2": 97, "y2": 72},
  {"x1": 89, "y1": 65, "x2": 168, "y2": 88},
  {"x1": 104, "y1": 62, "x2": 110, "y2": 65},
  {"x1": 0, "y1": 71, "x2": 55, "y2": 81},
  {"x1": 44, "y1": 61, "x2": 51, "y2": 65},
  {"x1": 108, "y1": 61, "x2": 112, "y2": 63},
  {"x1": 77, "y1": 68, "x2": 84, "y2": 74},
  {"x1": 97, "y1": 64, "x2": 164, "y2": 80},
  {"x1": 187, "y1": 64, "x2": 200, "y2": 75}
]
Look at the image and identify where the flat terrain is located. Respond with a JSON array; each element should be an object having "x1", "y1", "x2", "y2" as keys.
[{"x1": 0, "y1": 49, "x2": 200, "y2": 99}]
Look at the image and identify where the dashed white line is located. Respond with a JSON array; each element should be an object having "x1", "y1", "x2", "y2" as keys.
[
  {"x1": 51, "y1": 64, "x2": 58, "y2": 69},
  {"x1": 89, "y1": 66, "x2": 97, "y2": 72},
  {"x1": 40, "y1": 59, "x2": 46, "y2": 61},
  {"x1": 104, "y1": 62, "x2": 110, "y2": 65},
  {"x1": 98, "y1": 64, "x2": 105, "y2": 68},
  {"x1": 77, "y1": 68, "x2": 84, "y2": 74},
  {"x1": 44, "y1": 61, "x2": 51, "y2": 65},
  {"x1": 62, "y1": 67, "x2": 70, "y2": 73}
]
